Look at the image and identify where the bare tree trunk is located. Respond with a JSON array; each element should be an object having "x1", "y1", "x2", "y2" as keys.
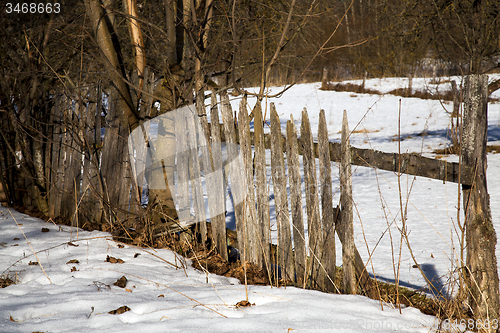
[
  {"x1": 461, "y1": 75, "x2": 499, "y2": 331},
  {"x1": 84, "y1": 0, "x2": 139, "y2": 132},
  {"x1": 165, "y1": 0, "x2": 178, "y2": 64}
]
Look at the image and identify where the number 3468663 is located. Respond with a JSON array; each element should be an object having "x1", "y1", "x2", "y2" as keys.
[{"x1": 5, "y1": 3, "x2": 60, "y2": 14}]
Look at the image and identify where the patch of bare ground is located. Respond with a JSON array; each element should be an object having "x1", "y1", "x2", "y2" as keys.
[{"x1": 0, "y1": 277, "x2": 14, "y2": 288}]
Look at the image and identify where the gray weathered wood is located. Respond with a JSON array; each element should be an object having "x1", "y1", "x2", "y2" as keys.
[
  {"x1": 237, "y1": 96, "x2": 259, "y2": 264},
  {"x1": 318, "y1": 109, "x2": 336, "y2": 292},
  {"x1": 100, "y1": 94, "x2": 132, "y2": 223},
  {"x1": 253, "y1": 102, "x2": 271, "y2": 273},
  {"x1": 80, "y1": 93, "x2": 98, "y2": 225},
  {"x1": 286, "y1": 116, "x2": 307, "y2": 286},
  {"x1": 49, "y1": 96, "x2": 63, "y2": 218},
  {"x1": 462, "y1": 74, "x2": 499, "y2": 328},
  {"x1": 60, "y1": 99, "x2": 80, "y2": 222},
  {"x1": 340, "y1": 110, "x2": 356, "y2": 294},
  {"x1": 207, "y1": 94, "x2": 227, "y2": 260},
  {"x1": 220, "y1": 93, "x2": 246, "y2": 260},
  {"x1": 218, "y1": 124, "x2": 472, "y2": 185},
  {"x1": 300, "y1": 108, "x2": 323, "y2": 290},
  {"x1": 270, "y1": 103, "x2": 294, "y2": 282},
  {"x1": 186, "y1": 106, "x2": 207, "y2": 242},
  {"x1": 174, "y1": 109, "x2": 191, "y2": 223}
]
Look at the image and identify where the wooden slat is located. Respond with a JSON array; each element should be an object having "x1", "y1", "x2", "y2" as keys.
[
  {"x1": 253, "y1": 102, "x2": 271, "y2": 273},
  {"x1": 270, "y1": 103, "x2": 294, "y2": 282},
  {"x1": 92, "y1": 84, "x2": 104, "y2": 224},
  {"x1": 80, "y1": 92, "x2": 97, "y2": 225},
  {"x1": 174, "y1": 109, "x2": 191, "y2": 223},
  {"x1": 286, "y1": 116, "x2": 307, "y2": 286},
  {"x1": 318, "y1": 109, "x2": 336, "y2": 292},
  {"x1": 100, "y1": 95, "x2": 132, "y2": 222},
  {"x1": 340, "y1": 110, "x2": 356, "y2": 294},
  {"x1": 300, "y1": 108, "x2": 323, "y2": 290},
  {"x1": 220, "y1": 93, "x2": 246, "y2": 261},
  {"x1": 186, "y1": 106, "x2": 207, "y2": 242},
  {"x1": 217, "y1": 125, "x2": 472, "y2": 185},
  {"x1": 60, "y1": 99, "x2": 79, "y2": 221},
  {"x1": 49, "y1": 96, "x2": 63, "y2": 218},
  {"x1": 208, "y1": 94, "x2": 227, "y2": 260},
  {"x1": 237, "y1": 96, "x2": 259, "y2": 264}
]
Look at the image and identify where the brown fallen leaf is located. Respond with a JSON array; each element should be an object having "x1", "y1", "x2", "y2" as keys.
[
  {"x1": 28, "y1": 261, "x2": 38, "y2": 266},
  {"x1": 158, "y1": 294, "x2": 165, "y2": 298},
  {"x1": 134, "y1": 253, "x2": 141, "y2": 258},
  {"x1": 106, "y1": 255, "x2": 124, "y2": 264},
  {"x1": 117, "y1": 244, "x2": 124, "y2": 248},
  {"x1": 68, "y1": 242, "x2": 79, "y2": 247},
  {"x1": 108, "y1": 306, "x2": 130, "y2": 315},
  {"x1": 67, "y1": 259, "x2": 79, "y2": 264},
  {"x1": 41, "y1": 228, "x2": 50, "y2": 233},
  {"x1": 71, "y1": 266, "x2": 77, "y2": 272},
  {"x1": 125, "y1": 288, "x2": 132, "y2": 293},
  {"x1": 9, "y1": 316, "x2": 16, "y2": 322},
  {"x1": 235, "y1": 300, "x2": 255, "y2": 308},
  {"x1": 113, "y1": 276, "x2": 128, "y2": 288}
]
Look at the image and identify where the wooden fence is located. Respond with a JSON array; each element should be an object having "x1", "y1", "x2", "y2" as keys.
[{"x1": 4, "y1": 75, "x2": 495, "y2": 312}]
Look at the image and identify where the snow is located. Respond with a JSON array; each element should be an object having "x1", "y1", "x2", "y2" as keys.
[
  {"x1": 0, "y1": 209, "x2": 437, "y2": 332},
  {"x1": 2, "y1": 76, "x2": 500, "y2": 332}
]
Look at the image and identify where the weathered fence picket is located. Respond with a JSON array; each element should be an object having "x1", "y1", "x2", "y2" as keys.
[
  {"x1": 318, "y1": 109, "x2": 336, "y2": 292},
  {"x1": 270, "y1": 103, "x2": 294, "y2": 282},
  {"x1": 253, "y1": 102, "x2": 271, "y2": 274},
  {"x1": 174, "y1": 108, "x2": 191, "y2": 224},
  {"x1": 187, "y1": 108, "x2": 207, "y2": 242},
  {"x1": 48, "y1": 97, "x2": 63, "y2": 219},
  {"x1": 220, "y1": 93, "x2": 247, "y2": 259},
  {"x1": 300, "y1": 109, "x2": 324, "y2": 290},
  {"x1": 340, "y1": 110, "x2": 356, "y2": 294},
  {"x1": 286, "y1": 116, "x2": 307, "y2": 286},
  {"x1": 238, "y1": 96, "x2": 259, "y2": 265},
  {"x1": 207, "y1": 94, "x2": 228, "y2": 260}
]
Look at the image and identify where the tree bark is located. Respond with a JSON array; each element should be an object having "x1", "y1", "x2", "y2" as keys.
[
  {"x1": 84, "y1": 0, "x2": 139, "y2": 132},
  {"x1": 462, "y1": 74, "x2": 499, "y2": 330}
]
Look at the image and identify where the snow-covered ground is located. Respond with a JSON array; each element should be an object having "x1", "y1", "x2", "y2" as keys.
[
  {"x1": 2, "y1": 76, "x2": 500, "y2": 332},
  {"x1": 0, "y1": 209, "x2": 437, "y2": 332}
]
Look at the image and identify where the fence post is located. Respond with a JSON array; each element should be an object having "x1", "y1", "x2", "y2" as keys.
[
  {"x1": 318, "y1": 110, "x2": 336, "y2": 292},
  {"x1": 300, "y1": 108, "x2": 324, "y2": 290},
  {"x1": 49, "y1": 96, "x2": 63, "y2": 218},
  {"x1": 186, "y1": 108, "x2": 207, "y2": 242},
  {"x1": 238, "y1": 96, "x2": 259, "y2": 264},
  {"x1": 286, "y1": 116, "x2": 307, "y2": 286},
  {"x1": 253, "y1": 102, "x2": 272, "y2": 275},
  {"x1": 340, "y1": 110, "x2": 356, "y2": 294},
  {"x1": 270, "y1": 103, "x2": 294, "y2": 282},
  {"x1": 461, "y1": 74, "x2": 499, "y2": 327},
  {"x1": 220, "y1": 93, "x2": 246, "y2": 260},
  {"x1": 208, "y1": 94, "x2": 228, "y2": 260}
]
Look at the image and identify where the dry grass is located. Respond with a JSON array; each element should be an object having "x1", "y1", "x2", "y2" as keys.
[{"x1": 0, "y1": 276, "x2": 14, "y2": 288}]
